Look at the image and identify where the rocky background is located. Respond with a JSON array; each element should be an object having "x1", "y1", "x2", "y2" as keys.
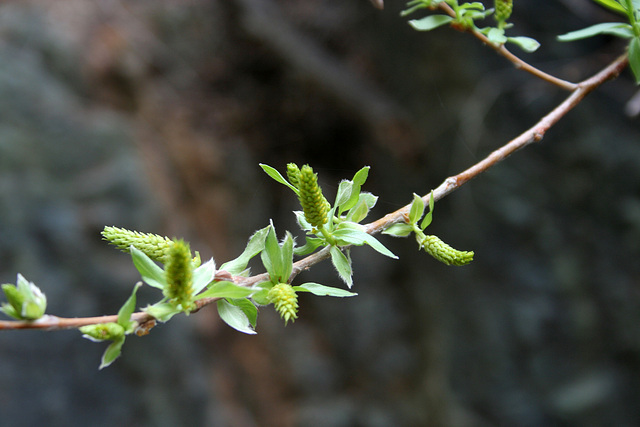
[{"x1": 0, "y1": 0, "x2": 639, "y2": 426}]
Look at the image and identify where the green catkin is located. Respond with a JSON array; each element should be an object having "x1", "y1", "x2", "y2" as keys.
[
  {"x1": 297, "y1": 165, "x2": 330, "y2": 227},
  {"x1": 286, "y1": 163, "x2": 302, "y2": 189},
  {"x1": 268, "y1": 283, "x2": 299, "y2": 325},
  {"x1": 164, "y1": 239, "x2": 195, "y2": 311},
  {"x1": 79, "y1": 323, "x2": 125, "y2": 341},
  {"x1": 102, "y1": 226, "x2": 174, "y2": 263},
  {"x1": 494, "y1": 0, "x2": 513, "y2": 22},
  {"x1": 420, "y1": 235, "x2": 474, "y2": 266}
]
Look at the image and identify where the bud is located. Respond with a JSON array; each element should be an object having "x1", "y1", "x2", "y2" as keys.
[
  {"x1": 102, "y1": 226, "x2": 174, "y2": 263},
  {"x1": 164, "y1": 239, "x2": 195, "y2": 311},
  {"x1": 1, "y1": 274, "x2": 47, "y2": 320},
  {"x1": 79, "y1": 322, "x2": 125, "y2": 342},
  {"x1": 297, "y1": 165, "x2": 330, "y2": 228},
  {"x1": 494, "y1": 0, "x2": 513, "y2": 23},
  {"x1": 268, "y1": 283, "x2": 299, "y2": 324},
  {"x1": 420, "y1": 235, "x2": 474, "y2": 266}
]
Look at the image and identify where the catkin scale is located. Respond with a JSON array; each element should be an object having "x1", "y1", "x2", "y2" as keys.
[
  {"x1": 494, "y1": 0, "x2": 513, "y2": 22},
  {"x1": 268, "y1": 283, "x2": 299, "y2": 324}
]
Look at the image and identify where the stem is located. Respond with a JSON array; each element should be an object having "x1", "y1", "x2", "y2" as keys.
[
  {"x1": 436, "y1": 2, "x2": 577, "y2": 90},
  {"x1": 0, "y1": 53, "x2": 629, "y2": 333}
]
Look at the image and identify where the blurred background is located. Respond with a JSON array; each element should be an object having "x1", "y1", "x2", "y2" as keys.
[{"x1": 0, "y1": 0, "x2": 639, "y2": 426}]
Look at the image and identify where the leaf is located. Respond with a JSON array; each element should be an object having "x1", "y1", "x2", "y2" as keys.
[
  {"x1": 557, "y1": 22, "x2": 633, "y2": 42},
  {"x1": 409, "y1": 15, "x2": 453, "y2": 31},
  {"x1": 330, "y1": 246, "x2": 353, "y2": 288},
  {"x1": 143, "y1": 302, "x2": 181, "y2": 322},
  {"x1": 192, "y1": 258, "x2": 216, "y2": 294},
  {"x1": 486, "y1": 27, "x2": 507, "y2": 45},
  {"x1": 228, "y1": 298, "x2": 258, "y2": 328},
  {"x1": 220, "y1": 226, "x2": 269, "y2": 275},
  {"x1": 117, "y1": 283, "x2": 141, "y2": 330},
  {"x1": 506, "y1": 36, "x2": 541, "y2": 52},
  {"x1": 259, "y1": 164, "x2": 299, "y2": 194},
  {"x1": 383, "y1": 223, "x2": 414, "y2": 237},
  {"x1": 99, "y1": 337, "x2": 125, "y2": 370},
  {"x1": 345, "y1": 192, "x2": 377, "y2": 223},
  {"x1": 130, "y1": 246, "x2": 166, "y2": 289},
  {"x1": 420, "y1": 191, "x2": 435, "y2": 230},
  {"x1": 280, "y1": 232, "x2": 294, "y2": 281},
  {"x1": 333, "y1": 224, "x2": 397, "y2": 259},
  {"x1": 334, "y1": 180, "x2": 354, "y2": 209},
  {"x1": 590, "y1": 0, "x2": 629, "y2": 15},
  {"x1": 293, "y1": 236, "x2": 325, "y2": 256},
  {"x1": 629, "y1": 36, "x2": 640, "y2": 84},
  {"x1": 217, "y1": 299, "x2": 256, "y2": 334},
  {"x1": 293, "y1": 282, "x2": 358, "y2": 297},
  {"x1": 196, "y1": 281, "x2": 253, "y2": 300},
  {"x1": 409, "y1": 193, "x2": 425, "y2": 225},
  {"x1": 251, "y1": 287, "x2": 271, "y2": 305}
]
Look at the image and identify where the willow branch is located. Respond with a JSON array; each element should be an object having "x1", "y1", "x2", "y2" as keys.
[
  {"x1": 435, "y1": 2, "x2": 578, "y2": 90},
  {"x1": 0, "y1": 52, "x2": 628, "y2": 332}
]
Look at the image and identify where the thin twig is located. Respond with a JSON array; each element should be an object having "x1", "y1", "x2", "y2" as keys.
[
  {"x1": 435, "y1": 2, "x2": 578, "y2": 90},
  {"x1": 0, "y1": 53, "x2": 628, "y2": 332}
]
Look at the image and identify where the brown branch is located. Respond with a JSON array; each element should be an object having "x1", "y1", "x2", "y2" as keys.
[
  {"x1": 435, "y1": 3, "x2": 578, "y2": 90},
  {"x1": 0, "y1": 51, "x2": 628, "y2": 333}
]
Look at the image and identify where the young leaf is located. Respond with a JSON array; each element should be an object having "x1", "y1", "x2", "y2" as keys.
[
  {"x1": 293, "y1": 282, "x2": 358, "y2": 297},
  {"x1": 192, "y1": 258, "x2": 216, "y2": 294},
  {"x1": 330, "y1": 246, "x2": 353, "y2": 288},
  {"x1": 99, "y1": 337, "x2": 125, "y2": 370},
  {"x1": 220, "y1": 226, "x2": 269, "y2": 275},
  {"x1": 143, "y1": 302, "x2": 182, "y2": 322},
  {"x1": 333, "y1": 224, "x2": 397, "y2": 259},
  {"x1": 409, "y1": 15, "x2": 453, "y2": 31},
  {"x1": 506, "y1": 36, "x2": 541, "y2": 52},
  {"x1": 409, "y1": 193, "x2": 425, "y2": 225},
  {"x1": 130, "y1": 246, "x2": 166, "y2": 289},
  {"x1": 629, "y1": 36, "x2": 640, "y2": 84},
  {"x1": 259, "y1": 164, "x2": 300, "y2": 194},
  {"x1": 557, "y1": 22, "x2": 633, "y2": 41},
  {"x1": 340, "y1": 166, "x2": 371, "y2": 213},
  {"x1": 228, "y1": 298, "x2": 258, "y2": 328},
  {"x1": 334, "y1": 180, "x2": 354, "y2": 209},
  {"x1": 116, "y1": 283, "x2": 141, "y2": 330},
  {"x1": 217, "y1": 299, "x2": 256, "y2": 334},
  {"x1": 261, "y1": 224, "x2": 283, "y2": 281},
  {"x1": 421, "y1": 191, "x2": 435, "y2": 230},
  {"x1": 382, "y1": 223, "x2": 414, "y2": 237},
  {"x1": 345, "y1": 192, "x2": 377, "y2": 223},
  {"x1": 293, "y1": 236, "x2": 325, "y2": 256},
  {"x1": 196, "y1": 281, "x2": 253, "y2": 300},
  {"x1": 591, "y1": 0, "x2": 629, "y2": 15}
]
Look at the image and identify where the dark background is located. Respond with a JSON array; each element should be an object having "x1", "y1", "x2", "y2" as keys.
[{"x1": 0, "y1": 1, "x2": 638, "y2": 426}]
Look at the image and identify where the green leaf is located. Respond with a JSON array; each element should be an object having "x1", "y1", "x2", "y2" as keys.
[
  {"x1": 116, "y1": 283, "x2": 140, "y2": 330},
  {"x1": 345, "y1": 192, "x2": 377, "y2": 223},
  {"x1": 260, "y1": 224, "x2": 292, "y2": 283},
  {"x1": 421, "y1": 191, "x2": 435, "y2": 230},
  {"x1": 192, "y1": 258, "x2": 216, "y2": 294},
  {"x1": 409, "y1": 15, "x2": 453, "y2": 31},
  {"x1": 143, "y1": 302, "x2": 181, "y2": 322},
  {"x1": 591, "y1": 0, "x2": 629, "y2": 14},
  {"x1": 334, "y1": 223, "x2": 397, "y2": 259},
  {"x1": 196, "y1": 281, "x2": 253, "y2": 300},
  {"x1": 259, "y1": 164, "x2": 299, "y2": 194},
  {"x1": 99, "y1": 336, "x2": 125, "y2": 370},
  {"x1": 280, "y1": 232, "x2": 294, "y2": 281},
  {"x1": 557, "y1": 22, "x2": 634, "y2": 41},
  {"x1": 409, "y1": 193, "x2": 425, "y2": 225},
  {"x1": 330, "y1": 246, "x2": 353, "y2": 288},
  {"x1": 293, "y1": 236, "x2": 325, "y2": 256},
  {"x1": 293, "y1": 282, "x2": 358, "y2": 297},
  {"x1": 334, "y1": 180, "x2": 354, "y2": 209},
  {"x1": 629, "y1": 36, "x2": 640, "y2": 84},
  {"x1": 382, "y1": 223, "x2": 414, "y2": 237},
  {"x1": 506, "y1": 36, "x2": 541, "y2": 52},
  {"x1": 486, "y1": 27, "x2": 507, "y2": 45},
  {"x1": 217, "y1": 299, "x2": 256, "y2": 334},
  {"x1": 251, "y1": 286, "x2": 271, "y2": 305},
  {"x1": 130, "y1": 246, "x2": 166, "y2": 289},
  {"x1": 228, "y1": 298, "x2": 258, "y2": 328},
  {"x1": 220, "y1": 226, "x2": 269, "y2": 275}
]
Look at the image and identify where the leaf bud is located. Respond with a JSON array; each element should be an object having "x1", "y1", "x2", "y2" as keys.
[{"x1": 79, "y1": 322, "x2": 125, "y2": 342}]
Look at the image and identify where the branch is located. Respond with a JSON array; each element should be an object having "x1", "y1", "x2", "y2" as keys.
[
  {"x1": 0, "y1": 52, "x2": 628, "y2": 333},
  {"x1": 435, "y1": 2, "x2": 578, "y2": 90}
]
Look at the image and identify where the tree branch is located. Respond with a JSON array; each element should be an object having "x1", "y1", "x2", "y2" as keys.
[{"x1": 0, "y1": 52, "x2": 628, "y2": 333}]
